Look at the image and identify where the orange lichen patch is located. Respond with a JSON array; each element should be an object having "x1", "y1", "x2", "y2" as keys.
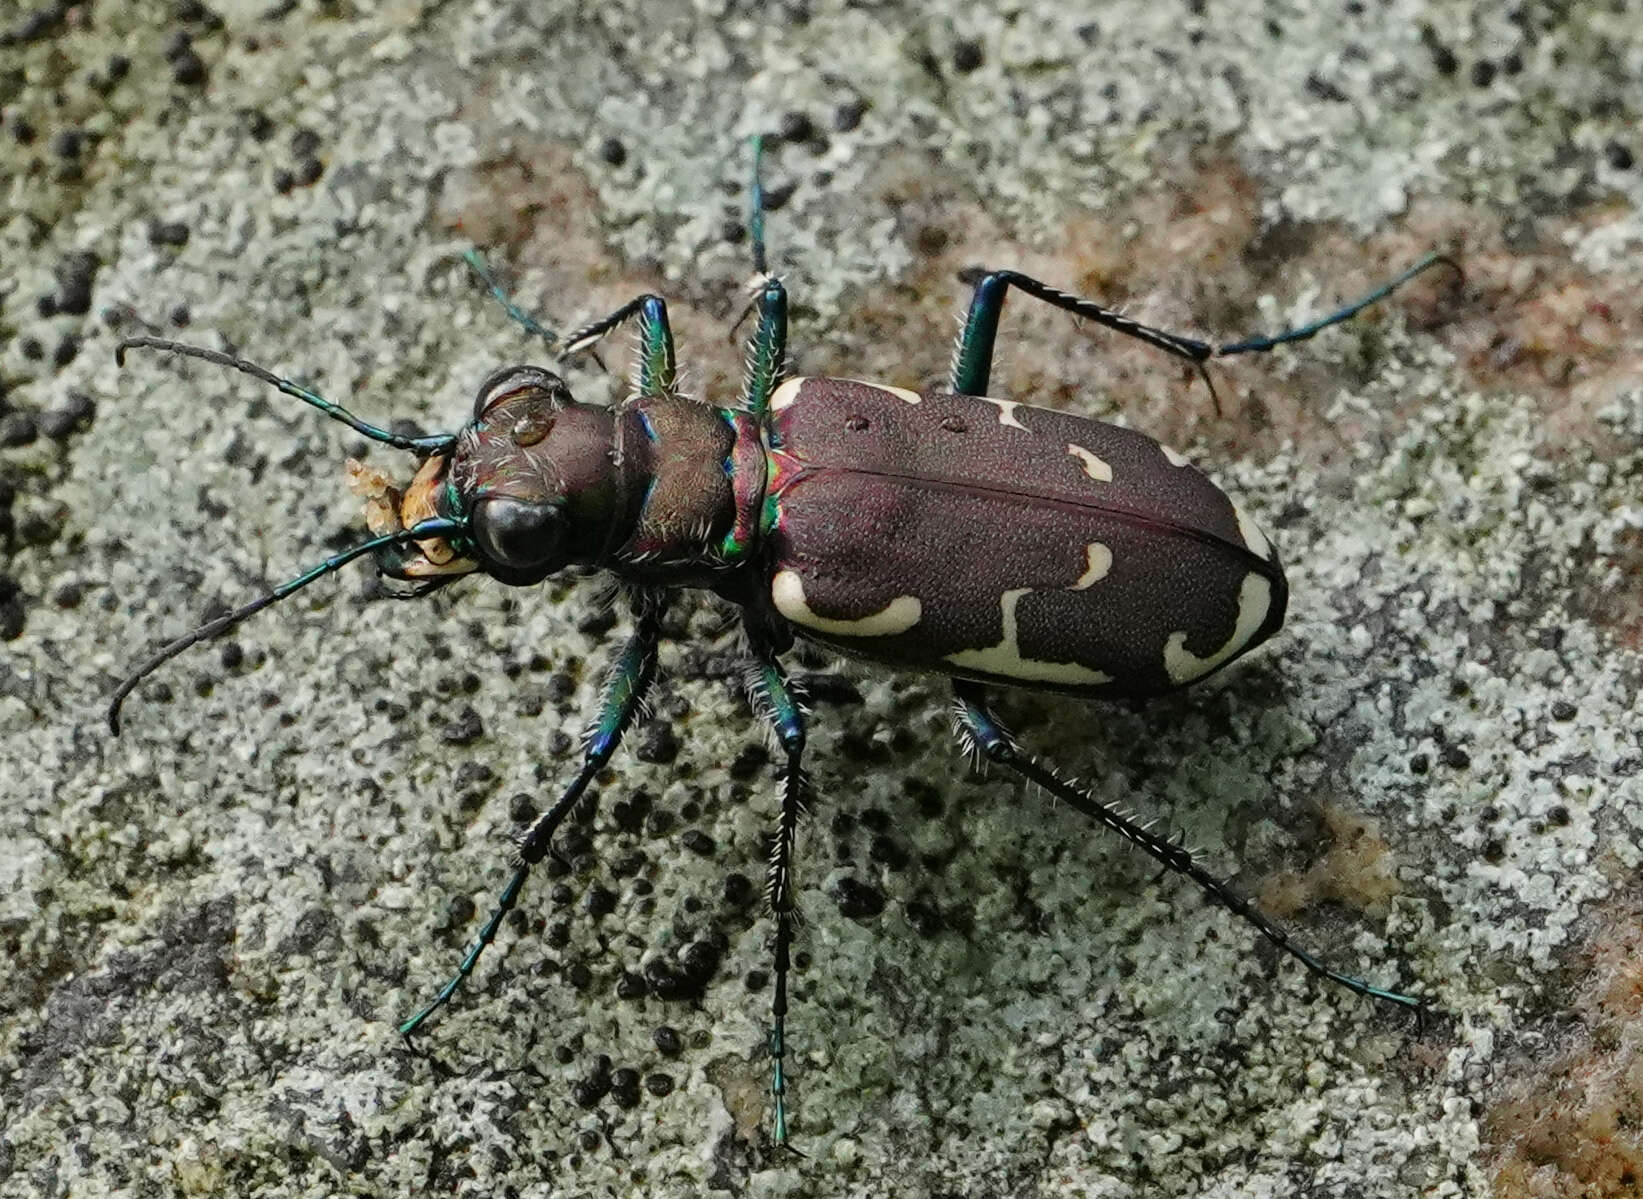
[
  {"x1": 1487, "y1": 893, "x2": 1643, "y2": 1197},
  {"x1": 1258, "y1": 802, "x2": 1403, "y2": 919},
  {"x1": 344, "y1": 458, "x2": 402, "y2": 537}
]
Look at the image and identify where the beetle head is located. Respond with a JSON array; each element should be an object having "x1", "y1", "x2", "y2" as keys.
[{"x1": 356, "y1": 365, "x2": 621, "y2": 589}]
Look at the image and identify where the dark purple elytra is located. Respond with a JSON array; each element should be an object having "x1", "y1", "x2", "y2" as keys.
[{"x1": 763, "y1": 377, "x2": 1285, "y2": 696}]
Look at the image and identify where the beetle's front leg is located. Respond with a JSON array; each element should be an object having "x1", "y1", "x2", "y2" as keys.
[
  {"x1": 399, "y1": 589, "x2": 670, "y2": 1038},
  {"x1": 950, "y1": 680, "x2": 1424, "y2": 1013},
  {"x1": 558, "y1": 295, "x2": 678, "y2": 397},
  {"x1": 741, "y1": 626, "x2": 808, "y2": 1145},
  {"x1": 463, "y1": 248, "x2": 679, "y2": 399}
]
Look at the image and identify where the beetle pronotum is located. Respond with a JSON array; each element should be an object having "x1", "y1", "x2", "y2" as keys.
[{"x1": 111, "y1": 139, "x2": 1455, "y2": 1143}]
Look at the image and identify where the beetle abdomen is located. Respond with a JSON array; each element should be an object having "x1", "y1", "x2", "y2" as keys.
[{"x1": 764, "y1": 378, "x2": 1286, "y2": 696}]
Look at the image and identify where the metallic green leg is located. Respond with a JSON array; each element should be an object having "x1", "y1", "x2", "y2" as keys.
[
  {"x1": 559, "y1": 295, "x2": 678, "y2": 398},
  {"x1": 952, "y1": 680, "x2": 1424, "y2": 1013},
  {"x1": 399, "y1": 591, "x2": 669, "y2": 1038},
  {"x1": 949, "y1": 256, "x2": 1459, "y2": 399}
]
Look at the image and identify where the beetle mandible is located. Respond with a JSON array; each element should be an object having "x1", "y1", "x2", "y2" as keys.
[{"x1": 110, "y1": 138, "x2": 1455, "y2": 1143}]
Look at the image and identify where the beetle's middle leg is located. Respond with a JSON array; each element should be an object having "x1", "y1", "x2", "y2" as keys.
[
  {"x1": 949, "y1": 679, "x2": 1423, "y2": 1012},
  {"x1": 741, "y1": 625, "x2": 809, "y2": 1145},
  {"x1": 399, "y1": 588, "x2": 670, "y2": 1039}
]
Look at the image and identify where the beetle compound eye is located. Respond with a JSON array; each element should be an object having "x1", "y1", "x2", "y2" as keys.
[
  {"x1": 472, "y1": 365, "x2": 569, "y2": 419},
  {"x1": 472, "y1": 497, "x2": 563, "y2": 571}
]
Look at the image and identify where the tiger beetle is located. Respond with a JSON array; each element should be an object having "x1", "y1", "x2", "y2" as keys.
[{"x1": 110, "y1": 137, "x2": 1456, "y2": 1144}]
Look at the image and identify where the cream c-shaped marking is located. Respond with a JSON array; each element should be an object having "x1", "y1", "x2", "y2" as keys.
[
  {"x1": 1162, "y1": 572, "x2": 1272, "y2": 684},
  {"x1": 1160, "y1": 444, "x2": 1191, "y2": 467},
  {"x1": 980, "y1": 397, "x2": 1030, "y2": 430},
  {"x1": 1066, "y1": 443, "x2": 1114, "y2": 483},
  {"x1": 1070, "y1": 542, "x2": 1114, "y2": 590},
  {"x1": 772, "y1": 569, "x2": 923, "y2": 637},
  {"x1": 844, "y1": 378, "x2": 922, "y2": 405},
  {"x1": 769, "y1": 378, "x2": 807, "y2": 412},
  {"x1": 947, "y1": 588, "x2": 1113, "y2": 685}
]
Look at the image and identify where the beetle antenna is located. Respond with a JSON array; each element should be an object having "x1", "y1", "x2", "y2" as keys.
[
  {"x1": 116, "y1": 337, "x2": 457, "y2": 454},
  {"x1": 108, "y1": 517, "x2": 464, "y2": 734}
]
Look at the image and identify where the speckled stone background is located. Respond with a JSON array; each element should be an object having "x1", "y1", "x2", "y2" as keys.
[{"x1": 3, "y1": 2, "x2": 1642, "y2": 1196}]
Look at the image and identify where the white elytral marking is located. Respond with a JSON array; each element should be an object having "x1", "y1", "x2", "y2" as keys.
[
  {"x1": 1160, "y1": 444, "x2": 1191, "y2": 467},
  {"x1": 1066, "y1": 443, "x2": 1114, "y2": 483},
  {"x1": 1162, "y1": 572, "x2": 1273, "y2": 684},
  {"x1": 844, "y1": 378, "x2": 922, "y2": 405},
  {"x1": 1231, "y1": 502, "x2": 1271, "y2": 560},
  {"x1": 1070, "y1": 542, "x2": 1114, "y2": 590},
  {"x1": 769, "y1": 378, "x2": 808, "y2": 412},
  {"x1": 980, "y1": 397, "x2": 1029, "y2": 430},
  {"x1": 947, "y1": 589, "x2": 1113, "y2": 685},
  {"x1": 772, "y1": 570, "x2": 922, "y2": 636}
]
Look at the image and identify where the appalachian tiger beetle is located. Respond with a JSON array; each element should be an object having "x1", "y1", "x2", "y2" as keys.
[{"x1": 110, "y1": 138, "x2": 1456, "y2": 1144}]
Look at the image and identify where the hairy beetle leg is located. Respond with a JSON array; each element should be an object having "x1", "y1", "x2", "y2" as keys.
[
  {"x1": 557, "y1": 295, "x2": 678, "y2": 397},
  {"x1": 399, "y1": 590, "x2": 669, "y2": 1039},
  {"x1": 949, "y1": 255, "x2": 1461, "y2": 414},
  {"x1": 742, "y1": 630, "x2": 809, "y2": 1146},
  {"x1": 951, "y1": 680, "x2": 1424, "y2": 1013}
]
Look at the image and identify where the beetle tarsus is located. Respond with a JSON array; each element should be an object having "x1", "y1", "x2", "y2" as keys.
[
  {"x1": 400, "y1": 592, "x2": 668, "y2": 1038},
  {"x1": 1213, "y1": 251, "x2": 1462, "y2": 356}
]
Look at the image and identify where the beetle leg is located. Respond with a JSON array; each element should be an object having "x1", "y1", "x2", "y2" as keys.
[
  {"x1": 398, "y1": 589, "x2": 670, "y2": 1039},
  {"x1": 951, "y1": 270, "x2": 1213, "y2": 397},
  {"x1": 741, "y1": 636, "x2": 808, "y2": 1145},
  {"x1": 1214, "y1": 252, "x2": 1461, "y2": 356},
  {"x1": 558, "y1": 295, "x2": 679, "y2": 398},
  {"x1": 729, "y1": 135, "x2": 790, "y2": 421},
  {"x1": 739, "y1": 277, "x2": 789, "y2": 422},
  {"x1": 950, "y1": 680, "x2": 1424, "y2": 1013},
  {"x1": 948, "y1": 256, "x2": 1460, "y2": 405}
]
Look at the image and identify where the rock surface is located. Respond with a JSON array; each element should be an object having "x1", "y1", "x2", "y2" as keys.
[{"x1": 3, "y1": 3, "x2": 1641, "y2": 1196}]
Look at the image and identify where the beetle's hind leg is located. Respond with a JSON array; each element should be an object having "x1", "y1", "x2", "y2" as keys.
[
  {"x1": 398, "y1": 589, "x2": 670, "y2": 1039},
  {"x1": 948, "y1": 255, "x2": 1459, "y2": 410},
  {"x1": 741, "y1": 628, "x2": 809, "y2": 1146},
  {"x1": 950, "y1": 680, "x2": 1425, "y2": 1013}
]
